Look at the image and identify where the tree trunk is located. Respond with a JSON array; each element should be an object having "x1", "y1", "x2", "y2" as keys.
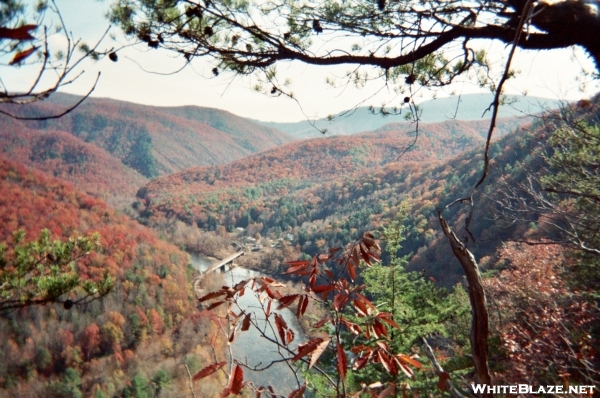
[{"x1": 437, "y1": 209, "x2": 492, "y2": 397}]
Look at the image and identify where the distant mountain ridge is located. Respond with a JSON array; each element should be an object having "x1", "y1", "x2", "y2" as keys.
[
  {"x1": 0, "y1": 93, "x2": 295, "y2": 198},
  {"x1": 134, "y1": 116, "x2": 528, "y2": 229},
  {"x1": 257, "y1": 94, "x2": 557, "y2": 139}
]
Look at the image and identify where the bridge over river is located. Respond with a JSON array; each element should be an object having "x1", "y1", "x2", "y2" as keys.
[{"x1": 192, "y1": 249, "x2": 245, "y2": 297}]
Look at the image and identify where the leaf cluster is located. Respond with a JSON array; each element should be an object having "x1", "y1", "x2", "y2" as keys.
[{"x1": 0, "y1": 228, "x2": 113, "y2": 313}]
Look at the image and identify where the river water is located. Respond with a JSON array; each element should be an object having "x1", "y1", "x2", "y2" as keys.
[{"x1": 189, "y1": 253, "x2": 305, "y2": 394}]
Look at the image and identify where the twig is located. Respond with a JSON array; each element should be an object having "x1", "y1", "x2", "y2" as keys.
[
  {"x1": 184, "y1": 364, "x2": 198, "y2": 398},
  {"x1": 421, "y1": 337, "x2": 470, "y2": 398}
]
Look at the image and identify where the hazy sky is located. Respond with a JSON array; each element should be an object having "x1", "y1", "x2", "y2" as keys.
[{"x1": 4, "y1": 0, "x2": 600, "y2": 122}]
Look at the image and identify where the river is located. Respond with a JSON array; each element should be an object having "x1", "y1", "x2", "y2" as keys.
[{"x1": 189, "y1": 253, "x2": 305, "y2": 394}]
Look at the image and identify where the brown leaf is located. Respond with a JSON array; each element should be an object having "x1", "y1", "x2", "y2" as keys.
[
  {"x1": 206, "y1": 300, "x2": 226, "y2": 311},
  {"x1": 284, "y1": 260, "x2": 310, "y2": 267},
  {"x1": 0, "y1": 25, "x2": 37, "y2": 40},
  {"x1": 313, "y1": 318, "x2": 330, "y2": 328},
  {"x1": 276, "y1": 294, "x2": 299, "y2": 310},
  {"x1": 265, "y1": 300, "x2": 272, "y2": 317},
  {"x1": 377, "y1": 314, "x2": 402, "y2": 330},
  {"x1": 199, "y1": 290, "x2": 226, "y2": 302},
  {"x1": 340, "y1": 318, "x2": 361, "y2": 335},
  {"x1": 348, "y1": 262, "x2": 356, "y2": 281},
  {"x1": 9, "y1": 46, "x2": 38, "y2": 65},
  {"x1": 372, "y1": 319, "x2": 388, "y2": 339},
  {"x1": 293, "y1": 337, "x2": 323, "y2": 361},
  {"x1": 377, "y1": 350, "x2": 397, "y2": 375},
  {"x1": 353, "y1": 354, "x2": 370, "y2": 371},
  {"x1": 193, "y1": 361, "x2": 227, "y2": 381},
  {"x1": 379, "y1": 383, "x2": 396, "y2": 398},
  {"x1": 333, "y1": 293, "x2": 349, "y2": 311},
  {"x1": 309, "y1": 338, "x2": 330, "y2": 368},
  {"x1": 288, "y1": 384, "x2": 306, "y2": 398},
  {"x1": 297, "y1": 295, "x2": 309, "y2": 317},
  {"x1": 437, "y1": 371, "x2": 450, "y2": 392},
  {"x1": 312, "y1": 284, "x2": 335, "y2": 293},
  {"x1": 283, "y1": 264, "x2": 310, "y2": 275},
  {"x1": 353, "y1": 298, "x2": 369, "y2": 317},
  {"x1": 397, "y1": 362, "x2": 414, "y2": 379},
  {"x1": 227, "y1": 364, "x2": 244, "y2": 395},
  {"x1": 241, "y1": 314, "x2": 251, "y2": 331},
  {"x1": 274, "y1": 313, "x2": 288, "y2": 344},
  {"x1": 396, "y1": 354, "x2": 422, "y2": 369},
  {"x1": 337, "y1": 342, "x2": 347, "y2": 382},
  {"x1": 286, "y1": 328, "x2": 295, "y2": 345}
]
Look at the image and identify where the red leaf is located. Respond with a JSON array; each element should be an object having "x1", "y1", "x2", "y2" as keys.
[
  {"x1": 0, "y1": 25, "x2": 37, "y2": 40},
  {"x1": 199, "y1": 290, "x2": 226, "y2": 302},
  {"x1": 193, "y1": 361, "x2": 227, "y2": 381},
  {"x1": 276, "y1": 294, "x2": 299, "y2": 310},
  {"x1": 313, "y1": 318, "x2": 330, "y2": 328},
  {"x1": 340, "y1": 318, "x2": 361, "y2": 335},
  {"x1": 337, "y1": 342, "x2": 347, "y2": 382},
  {"x1": 348, "y1": 262, "x2": 356, "y2": 281},
  {"x1": 241, "y1": 314, "x2": 251, "y2": 331},
  {"x1": 359, "y1": 244, "x2": 372, "y2": 266},
  {"x1": 300, "y1": 295, "x2": 309, "y2": 316},
  {"x1": 288, "y1": 384, "x2": 306, "y2": 398},
  {"x1": 372, "y1": 319, "x2": 388, "y2": 339},
  {"x1": 398, "y1": 362, "x2": 415, "y2": 379},
  {"x1": 353, "y1": 354, "x2": 370, "y2": 371},
  {"x1": 309, "y1": 338, "x2": 330, "y2": 368},
  {"x1": 283, "y1": 264, "x2": 310, "y2": 275},
  {"x1": 396, "y1": 354, "x2": 422, "y2": 369},
  {"x1": 263, "y1": 284, "x2": 276, "y2": 299},
  {"x1": 274, "y1": 314, "x2": 288, "y2": 344},
  {"x1": 324, "y1": 269, "x2": 334, "y2": 278},
  {"x1": 379, "y1": 383, "x2": 396, "y2": 398},
  {"x1": 206, "y1": 300, "x2": 226, "y2": 311},
  {"x1": 353, "y1": 298, "x2": 369, "y2": 317},
  {"x1": 265, "y1": 300, "x2": 272, "y2": 317},
  {"x1": 9, "y1": 46, "x2": 37, "y2": 65},
  {"x1": 227, "y1": 364, "x2": 244, "y2": 395},
  {"x1": 284, "y1": 260, "x2": 310, "y2": 267},
  {"x1": 377, "y1": 350, "x2": 397, "y2": 375},
  {"x1": 293, "y1": 337, "x2": 323, "y2": 361},
  {"x1": 437, "y1": 372, "x2": 450, "y2": 392},
  {"x1": 312, "y1": 284, "x2": 335, "y2": 294},
  {"x1": 333, "y1": 293, "x2": 349, "y2": 311},
  {"x1": 286, "y1": 328, "x2": 295, "y2": 344},
  {"x1": 355, "y1": 293, "x2": 376, "y2": 309},
  {"x1": 377, "y1": 314, "x2": 402, "y2": 330}
]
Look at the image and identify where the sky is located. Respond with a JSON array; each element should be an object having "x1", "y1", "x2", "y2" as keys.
[{"x1": 3, "y1": 0, "x2": 600, "y2": 122}]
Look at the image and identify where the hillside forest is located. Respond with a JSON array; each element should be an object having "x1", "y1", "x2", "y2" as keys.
[{"x1": 0, "y1": 83, "x2": 598, "y2": 397}]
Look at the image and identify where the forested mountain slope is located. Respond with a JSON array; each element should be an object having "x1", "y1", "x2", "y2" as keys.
[
  {"x1": 0, "y1": 157, "x2": 224, "y2": 397},
  {"x1": 259, "y1": 94, "x2": 553, "y2": 139},
  {"x1": 138, "y1": 116, "x2": 526, "y2": 198},
  {"x1": 134, "y1": 109, "x2": 573, "y2": 286},
  {"x1": 0, "y1": 120, "x2": 148, "y2": 199},
  {"x1": 0, "y1": 94, "x2": 294, "y2": 198}
]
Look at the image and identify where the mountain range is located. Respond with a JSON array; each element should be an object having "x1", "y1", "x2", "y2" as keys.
[{"x1": 258, "y1": 93, "x2": 556, "y2": 139}]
